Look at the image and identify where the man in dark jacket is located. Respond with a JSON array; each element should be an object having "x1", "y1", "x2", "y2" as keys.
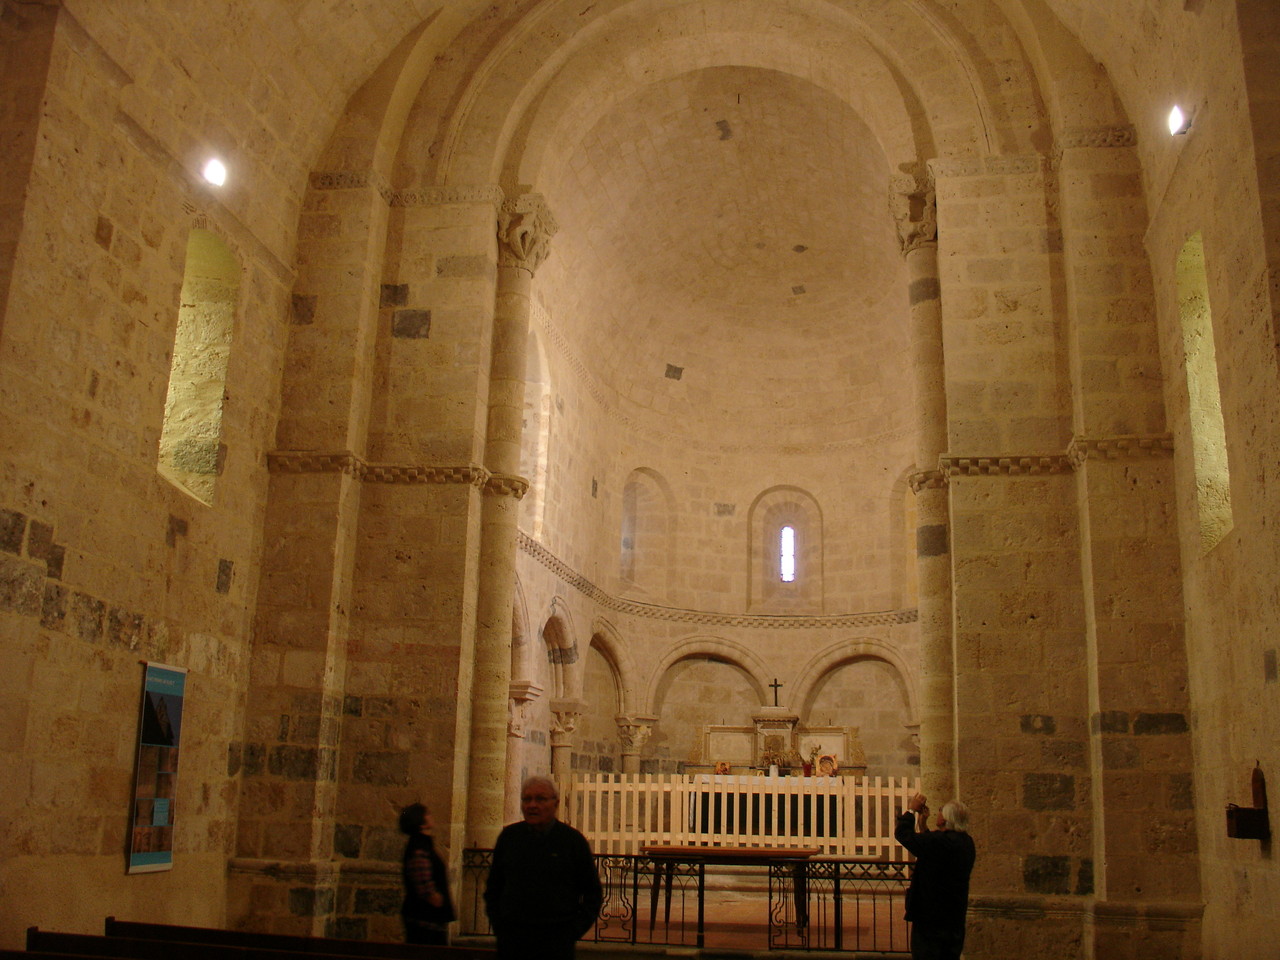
[
  {"x1": 484, "y1": 776, "x2": 603, "y2": 960},
  {"x1": 894, "y1": 793, "x2": 976, "y2": 960}
]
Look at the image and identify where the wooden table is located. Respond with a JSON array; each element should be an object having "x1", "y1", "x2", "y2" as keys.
[{"x1": 639, "y1": 844, "x2": 821, "y2": 945}]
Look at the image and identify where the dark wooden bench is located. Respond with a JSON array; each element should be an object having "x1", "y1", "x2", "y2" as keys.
[
  {"x1": 102, "y1": 921, "x2": 493, "y2": 959},
  {"x1": 28, "y1": 927, "x2": 490, "y2": 960}
]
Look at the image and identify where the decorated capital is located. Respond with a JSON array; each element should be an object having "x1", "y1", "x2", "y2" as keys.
[
  {"x1": 497, "y1": 193, "x2": 558, "y2": 274},
  {"x1": 889, "y1": 171, "x2": 937, "y2": 256},
  {"x1": 616, "y1": 717, "x2": 656, "y2": 752}
]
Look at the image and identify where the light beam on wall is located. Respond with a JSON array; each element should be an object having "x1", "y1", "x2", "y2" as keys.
[{"x1": 1168, "y1": 105, "x2": 1191, "y2": 136}]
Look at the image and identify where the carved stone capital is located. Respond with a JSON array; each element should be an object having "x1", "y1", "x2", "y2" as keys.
[
  {"x1": 550, "y1": 698, "x2": 586, "y2": 744},
  {"x1": 616, "y1": 716, "x2": 657, "y2": 752},
  {"x1": 497, "y1": 193, "x2": 558, "y2": 274},
  {"x1": 889, "y1": 171, "x2": 937, "y2": 256},
  {"x1": 484, "y1": 473, "x2": 529, "y2": 499}
]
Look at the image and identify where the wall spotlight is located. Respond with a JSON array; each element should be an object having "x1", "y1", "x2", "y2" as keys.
[
  {"x1": 202, "y1": 158, "x2": 227, "y2": 186},
  {"x1": 1168, "y1": 105, "x2": 1191, "y2": 136}
]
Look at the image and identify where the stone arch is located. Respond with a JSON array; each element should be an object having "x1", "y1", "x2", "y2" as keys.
[
  {"x1": 510, "y1": 575, "x2": 534, "y2": 684},
  {"x1": 747, "y1": 485, "x2": 824, "y2": 614},
  {"x1": 642, "y1": 635, "x2": 771, "y2": 716},
  {"x1": 790, "y1": 638, "x2": 920, "y2": 726},
  {"x1": 540, "y1": 596, "x2": 579, "y2": 700},
  {"x1": 588, "y1": 618, "x2": 639, "y2": 718},
  {"x1": 619, "y1": 466, "x2": 676, "y2": 599},
  {"x1": 408, "y1": 0, "x2": 1045, "y2": 190}
]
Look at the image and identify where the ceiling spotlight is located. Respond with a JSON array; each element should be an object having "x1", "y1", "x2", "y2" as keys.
[
  {"x1": 1168, "y1": 105, "x2": 1191, "y2": 136},
  {"x1": 202, "y1": 158, "x2": 227, "y2": 186}
]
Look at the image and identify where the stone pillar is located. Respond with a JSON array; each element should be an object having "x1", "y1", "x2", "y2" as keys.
[
  {"x1": 616, "y1": 716, "x2": 656, "y2": 774},
  {"x1": 464, "y1": 194, "x2": 557, "y2": 848},
  {"x1": 505, "y1": 680, "x2": 543, "y2": 823},
  {"x1": 1059, "y1": 130, "x2": 1201, "y2": 955},
  {"x1": 230, "y1": 169, "x2": 391, "y2": 935},
  {"x1": 893, "y1": 171, "x2": 954, "y2": 802},
  {"x1": 550, "y1": 698, "x2": 585, "y2": 785}
]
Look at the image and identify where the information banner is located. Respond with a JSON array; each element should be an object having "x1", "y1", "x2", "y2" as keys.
[{"x1": 127, "y1": 662, "x2": 186, "y2": 874}]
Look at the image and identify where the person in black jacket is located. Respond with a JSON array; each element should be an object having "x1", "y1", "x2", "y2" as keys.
[
  {"x1": 894, "y1": 793, "x2": 976, "y2": 960},
  {"x1": 398, "y1": 802, "x2": 455, "y2": 945},
  {"x1": 484, "y1": 776, "x2": 603, "y2": 960}
]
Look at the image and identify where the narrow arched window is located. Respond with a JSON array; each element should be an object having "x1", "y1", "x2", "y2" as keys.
[{"x1": 780, "y1": 525, "x2": 796, "y2": 582}]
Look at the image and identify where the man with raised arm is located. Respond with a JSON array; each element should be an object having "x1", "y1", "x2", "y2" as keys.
[{"x1": 895, "y1": 793, "x2": 977, "y2": 960}]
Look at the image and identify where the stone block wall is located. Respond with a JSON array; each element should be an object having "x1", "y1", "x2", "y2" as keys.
[{"x1": 0, "y1": 5, "x2": 296, "y2": 946}]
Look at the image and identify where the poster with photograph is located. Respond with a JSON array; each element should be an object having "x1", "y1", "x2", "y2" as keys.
[{"x1": 127, "y1": 662, "x2": 186, "y2": 874}]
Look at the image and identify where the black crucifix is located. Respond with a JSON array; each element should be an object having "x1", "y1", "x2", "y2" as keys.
[{"x1": 769, "y1": 677, "x2": 783, "y2": 707}]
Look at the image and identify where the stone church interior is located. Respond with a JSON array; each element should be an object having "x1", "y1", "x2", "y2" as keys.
[{"x1": 0, "y1": 1, "x2": 1277, "y2": 958}]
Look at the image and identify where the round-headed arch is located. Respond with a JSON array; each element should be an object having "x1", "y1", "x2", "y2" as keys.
[
  {"x1": 790, "y1": 637, "x2": 919, "y2": 724},
  {"x1": 643, "y1": 635, "x2": 773, "y2": 716},
  {"x1": 588, "y1": 618, "x2": 641, "y2": 717},
  {"x1": 409, "y1": 0, "x2": 1038, "y2": 189}
]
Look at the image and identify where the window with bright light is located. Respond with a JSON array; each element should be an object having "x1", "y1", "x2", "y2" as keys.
[
  {"x1": 1177, "y1": 232, "x2": 1233, "y2": 553},
  {"x1": 780, "y1": 525, "x2": 796, "y2": 582},
  {"x1": 158, "y1": 228, "x2": 239, "y2": 504}
]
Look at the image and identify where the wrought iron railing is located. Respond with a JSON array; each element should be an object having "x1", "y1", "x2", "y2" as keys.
[{"x1": 461, "y1": 848, "x2": 912, "y2": 953}]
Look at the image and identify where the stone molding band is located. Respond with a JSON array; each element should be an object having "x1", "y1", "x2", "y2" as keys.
[
  {"x1": 266, "y1": 451, "x2": 524, "y2": 497},
  {"x1": 308, "y1": 170, "x2": 505, "y2": 208},
  {"x1": 913, "y1": 435, "x2": 1173, "y2": 489},
  {"x1": 517, "y1": 531, "x2": 917, "y2": 630}
]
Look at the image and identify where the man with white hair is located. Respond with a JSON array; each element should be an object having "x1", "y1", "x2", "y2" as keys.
[
  {"x1": 895, "y1": 793, "x2": 977, "y2": 960},
  {"x1": 484, "y1": 775, "x2": 603, "y2": 960}
]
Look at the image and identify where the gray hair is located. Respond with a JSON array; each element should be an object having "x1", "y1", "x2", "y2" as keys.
[
  {"x1": 940, "y1": 799, "x2": 970, "y2": 833},
  {"x1": 521, "y1": 775, "x2": 559, "y2": 799}
]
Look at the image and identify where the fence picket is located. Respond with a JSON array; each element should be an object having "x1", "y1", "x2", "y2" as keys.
[{"x1": 559, "y1": 772, "x2": 919, "y2": 857}]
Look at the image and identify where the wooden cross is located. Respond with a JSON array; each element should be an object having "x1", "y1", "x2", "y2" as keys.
[{"x1": 769, "y1": 677, "x2": 783, "y2": 707}]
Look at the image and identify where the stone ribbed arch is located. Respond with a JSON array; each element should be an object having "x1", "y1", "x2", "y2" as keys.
[
  {"x1": 405, "y1": 0, "x2": 1053, "y2": 191},
  {"x1": 506, "y1": 14, "x2": 934, "y2": 187},
  {"x1": 991, "y1": 0, "x2": 1128, "y2": 139},
  {"x1": 790, "y1": 638, "x2": 920, "y2": 725},
  {"x1": 643, "y1": 636, "x2": 771, "y2": 716},
  {"x1": 587, "y1": 619, "x2": 640, "y2": 718}
]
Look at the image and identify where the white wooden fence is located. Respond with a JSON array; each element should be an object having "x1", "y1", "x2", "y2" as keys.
[{"x1": 561, "y1": 773, "x2": 920, "y2": 859}]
